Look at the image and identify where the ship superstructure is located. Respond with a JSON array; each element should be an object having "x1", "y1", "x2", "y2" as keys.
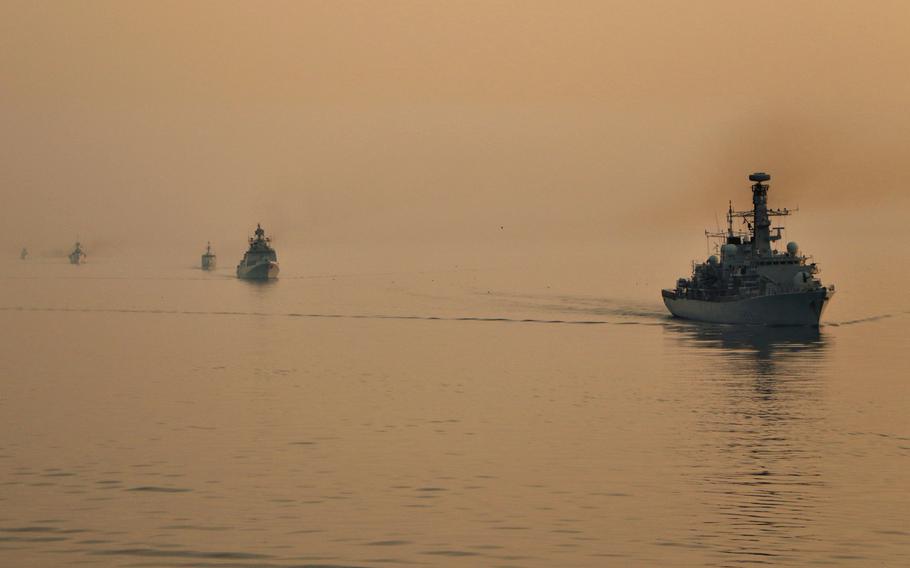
[
  {"x1": 236, "y1": 224, "x2": 279, "y2": 280},
  {"x1": 662, "y1": 172, "x2": 834, "y2": 326}
]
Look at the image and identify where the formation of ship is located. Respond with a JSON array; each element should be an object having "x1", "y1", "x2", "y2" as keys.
[
  {"x1": 198, "y1": 224, "x2": 279, "y2": 279},
  {"x1": 18, "y1": 174, "x2": 835, "y2": 325},
  {"x1": 662, "y1": 172, "x2": 834, "y2": 326},
  {"x1": 24, "y1": 224, "x2": 280, "y2": 281}
]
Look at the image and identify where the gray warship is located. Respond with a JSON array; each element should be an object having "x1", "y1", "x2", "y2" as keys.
[
  {"x1": 68, "y1": 241, "x2": 86, "y2": 265},
  {"x1": 662, "y1": 172, "x2": 834, "y2": 326},
  {"x1": 201, "y1": 241, "x2": 217, "y2": 270},
  {"x1": 236, "y1": 224, "x2": 279, "y2": 280}
]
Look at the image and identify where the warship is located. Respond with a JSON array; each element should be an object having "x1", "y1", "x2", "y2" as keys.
[
  {"x1": 236, "y1": 224, "x2": 279, "y2": 280},
  {"x1": 68, "y1": 242, "x2": 86, "y2": 265},
  {"x1": 20, "y1": 247, "x2": 28, "y2": 260},
  {"x1": 201, "y1": 241, "x2": 217, "y2": 270},
  {"x1": 662, "y1": 172, "x2": 834, "y2": 326}
]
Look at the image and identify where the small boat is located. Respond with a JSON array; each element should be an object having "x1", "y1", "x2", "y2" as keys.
[
  {"x1": 68, "y1": 242, "x2": 86, "y2": 265},
  {"x1": 201, "y1": 242, "x2": 217, "y2": 270},
  {"x1": 236, "y1": 224, "x2": 279, "y2": 280}
]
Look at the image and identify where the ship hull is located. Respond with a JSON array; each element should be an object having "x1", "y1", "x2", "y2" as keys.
[
  {"x1": 662, "y1": 288, "x2": 833, "y2": 326},
  {"x1": 236, "y1": 261, "x2": 279, "y2": 280}
]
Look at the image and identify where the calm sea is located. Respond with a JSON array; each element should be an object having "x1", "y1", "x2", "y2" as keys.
[{"x1": 1, "y1": 246, "x2": 907, "y2": 567}]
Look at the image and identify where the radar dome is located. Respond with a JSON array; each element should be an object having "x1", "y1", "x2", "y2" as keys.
[
  {"x1": 707, "y1": 255, "x2": 718, "y2": 264},
  {"x1": 787, "y1": 241, "x2": 799, "y2": 255}
]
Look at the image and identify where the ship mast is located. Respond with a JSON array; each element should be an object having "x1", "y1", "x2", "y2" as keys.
[
  {"x1": 749, "y1": 172, "x2": 772, "y2": 255},
  {"x1": 747, "y1": 172, "x2": 793, "y2": 256},
  {"x1": 704, "y1": 173, "x2": 793, "y2": 255}
]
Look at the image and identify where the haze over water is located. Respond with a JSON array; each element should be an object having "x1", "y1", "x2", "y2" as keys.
[{"x1": 1, "y1": 2, "x2": 909, "y2": 566}]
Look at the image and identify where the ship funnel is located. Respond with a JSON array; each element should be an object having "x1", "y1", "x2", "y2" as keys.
[{"x1": 749, "y1": 172, "x2": 770, "y2": 183}]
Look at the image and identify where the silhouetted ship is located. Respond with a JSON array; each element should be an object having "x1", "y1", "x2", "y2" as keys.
[
  {"x1": 662, "y1": 172, "x2": 834, "y2": 326},
  {"x1": 20, "y1": 247, "x2": 28, "y2": 260},
  {"x1": 201, "y1": 241, "x2": 217, "y2": 270},
  {"x1": 68, "y1": 242, "x2": 86, "y2": 265},
  {"x1": 236, "y1": 224, "x2": 279, "y2": 280}
]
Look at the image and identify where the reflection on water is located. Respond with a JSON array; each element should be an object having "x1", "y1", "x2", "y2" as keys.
[
  {"x1": 665, "y1": 322, "x2": 828, "y2": 369},
  {"x1": 665, "y1": 323, "x2": 831, "y2": 566}
]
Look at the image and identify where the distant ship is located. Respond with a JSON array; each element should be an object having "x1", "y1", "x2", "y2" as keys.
[
  {"x1": 236, "y1": 224, "x2": 279, "y2": 280},
  {"x1": 201, "y1": 241, "x2": 217, "y2": 270},
  {"x1": 68, "y1": 242, "x2": 86, "y2": 265},
  {"x1": 20, "y1": 247, "x2": 28, "y2": 260},
  {"x1": 662, "y1": 172, "x2": 834, "y2": 326}
]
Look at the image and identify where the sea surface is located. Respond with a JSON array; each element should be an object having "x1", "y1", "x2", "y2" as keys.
[{"x1": 1, "y1": 247, "x2": 907, "y2": 567}]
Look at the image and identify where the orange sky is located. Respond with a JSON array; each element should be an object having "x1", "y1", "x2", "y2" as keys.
[{"x1": 2, "y1": 1, "x2": 908, "y2": 254}]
